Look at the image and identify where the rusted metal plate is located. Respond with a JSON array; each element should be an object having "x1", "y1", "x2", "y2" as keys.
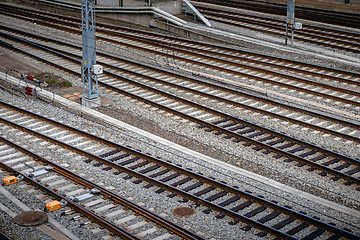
[
  {"x1": 14, "y1": 211, "x2": 48, "y2": 226},
  {"x1": 173, "y1": 207, "x2": 195, "y2": 218}
]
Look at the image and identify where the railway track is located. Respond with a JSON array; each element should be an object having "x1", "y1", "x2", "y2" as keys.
[
  {"x1": 3, "y1": 24, "x2": 360, "y2": 122},
  {"x1": 191, "y1": 3, "x2": 360, "y2": 54},
  {"x1": 191, "y1": 0, "x2": 360, "y2": 28},
  {"x1": 1, "y1": 27, "x2": 360, "y2": 188},
  {"x1": 0, "y1": 1, "x2": 358, "y2": 239},
  {"x1": 0, "y1": 101, "x2": 359, "y2": 239},
  {"x1": 0, "y1": 230, "x2": 12, "y2": 240},
  {"x1": 0, "y1": 137, "x2": 203, "y2": 240},
  {"x1": 1, "y1": 3, "x2": 359, "y2": 112}
]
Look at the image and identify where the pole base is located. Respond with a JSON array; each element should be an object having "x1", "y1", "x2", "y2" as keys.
[{"x1": 82, "y1": 96, "x2": 101, "y2": 108}]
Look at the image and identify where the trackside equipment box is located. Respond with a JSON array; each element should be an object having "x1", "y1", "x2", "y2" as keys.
[
  {"x1": 46, "y1": 201, "x2": 61, "y2": 212},
  {"x1": 2, "y1": 176, "x2": 17, "y2": 185}
]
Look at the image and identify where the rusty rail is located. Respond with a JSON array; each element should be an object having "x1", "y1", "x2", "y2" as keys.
[
  {"x1": 0, "y1": 136, "x2": 205, "y2": 240},
  {"x1": 1, "y1": 34, "x2": 359, "y2": 187},
  {"x1": 1, "y1": 107, "x2": 359, "y2": 239}
]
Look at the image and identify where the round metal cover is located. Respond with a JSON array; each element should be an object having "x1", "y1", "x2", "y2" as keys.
[
  {"x1": 14, "y1": 211, "x2": 48, "y2": 226},
  {"x1": 173, "y1": 207, "x2": 195, "y2": 217}
]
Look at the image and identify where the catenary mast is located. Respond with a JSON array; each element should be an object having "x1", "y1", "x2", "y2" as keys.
[{"x1": 81, "y1": 0, "x2": 102, "y2": 107}]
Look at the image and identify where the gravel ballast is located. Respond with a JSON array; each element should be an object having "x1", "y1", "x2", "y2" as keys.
[{"x1": 0, "y1": 1, "x2": 359, "y2": 239}]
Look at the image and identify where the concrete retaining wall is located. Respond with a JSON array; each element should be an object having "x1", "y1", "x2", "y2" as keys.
[
  {"x1": 66, "y1": 0, "x2": 183, "y2": 9},
  {"x1": 153, "y1": 0, "x2": 182, "y2": 15},
  {"x1": 98, "y1": 12, "x2": 153, "y2": 26},
  {"x1": 97, "y1": 0, "x2": 122, "y2": 7},
  {"x1": 149, "y1": 19, "x2": 222, "y2": 43}
]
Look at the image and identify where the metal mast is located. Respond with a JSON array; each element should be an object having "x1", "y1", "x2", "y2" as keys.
[
  {"x1": 285, "y1": 0, "x2": 302, "y2": 47},
  {"x1": 81, "y1": 0, "x2": 101, "y2": 106},
  {"x1": 285, "y1": 0, "x2": 295, "y2": 46}
]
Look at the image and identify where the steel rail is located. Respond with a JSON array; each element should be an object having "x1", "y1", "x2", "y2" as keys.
[
  {"x1": 2, "y1": 5, "x2": 360, "y2": 86},
  {"x1": 99, "y1": 71, "x2": 360, "y2": 182},
  {"x1": 14, "y1": 9, "x2": 354, "y2": 105},
  {"x1": 1, "y1": 110, "x2": 359, "y2": 239},
  {"x1": 1, "y1": 5, "x2": 360, "y2": 89},
  {"x1": 0, "y1": 138, "x2": 141, "y2": 240},
  {"x1": 0, "y1": 136, "x2": 205, "y2": 240},
  {"x1": 0, "y1": 8, "x2": 80, "y2": 34},
  {"x1": 93, "y1": 32, "x2": 360, "y2": 107},
  {"x1": 99, "y1": 65, "x2": 360, "y2": 143},
  {"x1": 2, "y1": 3, "x2": 360, "y2": 80},
  {"x1": 1, "y1": 24, "x2": 359, "y2": 132},
  {"x1": 31, "y1": 36, "x2": 357, "y2": 144},
  {"x1": 1, "y1": 34, "x2": 359, "y2": 187},
  {"x1": 0, "y1": 115, "x2": 296, "y2": 240},
  {"x1": 198, "y1": 10, "x2": 360, "y2": 54},
  {"x1": 197, "y1": 7, "x2": 360, "y2": 44},
  {"x1": 191, "y1": 0, "x2": 360, "y2": 28},
  {"x1": 94, "y1": 24, "x2": 360, "y2": 83},
  {"x1": 21, "y1": 33, "x2": 360, "y2": 164},
  {"x1": 99, "y1": 61, "x2": 360, "y2": 130},
  {"x1": 61, "y1": 6, "x2": 360, "y2": 80},
  {"x1": 146, "y1": 32, "x2": 360, "y2": 86},
  {"x1": 0, "y1": 4, "x2": 358, "y2": 239},
  {"x1": 0, "y1": 231, "x2": 12, "y2": 240},
  {"x1": 118, "y1": 31, "x2": 360, "y2": 97}
]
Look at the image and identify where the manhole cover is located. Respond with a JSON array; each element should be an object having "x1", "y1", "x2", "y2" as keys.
[
  {"x1": 14, "y1": 211, "x2": 48, "y2": 226},
  {"x1": 173, "y1": 207, "x2": 195, "y2": 217}
]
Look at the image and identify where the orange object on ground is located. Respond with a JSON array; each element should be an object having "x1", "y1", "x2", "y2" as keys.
[
  {"x1": 45, "y1": 201, "x2": 61, "y2": 212},
  {"x1": 2, "y1": 176, "x2": 17, "y2": 185}
]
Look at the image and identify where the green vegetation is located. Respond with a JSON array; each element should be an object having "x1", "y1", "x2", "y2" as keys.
[
  {"x1": 30, "y1": 72, "x2": 72, "y2": 88},
  {"x1": 44, "y1": 78, "x2": 72, "y2": 88}
]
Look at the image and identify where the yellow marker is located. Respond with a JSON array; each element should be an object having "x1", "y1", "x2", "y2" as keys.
[
  {"x1": 46, "y1": 201, "x2": 61, "y2": 212},
  {"x1": 84, "y1": 61, "x2": 86, "y2": 65},
  {"x1": 2, "y1": 176, "x2": 17, "y2": 185}
]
